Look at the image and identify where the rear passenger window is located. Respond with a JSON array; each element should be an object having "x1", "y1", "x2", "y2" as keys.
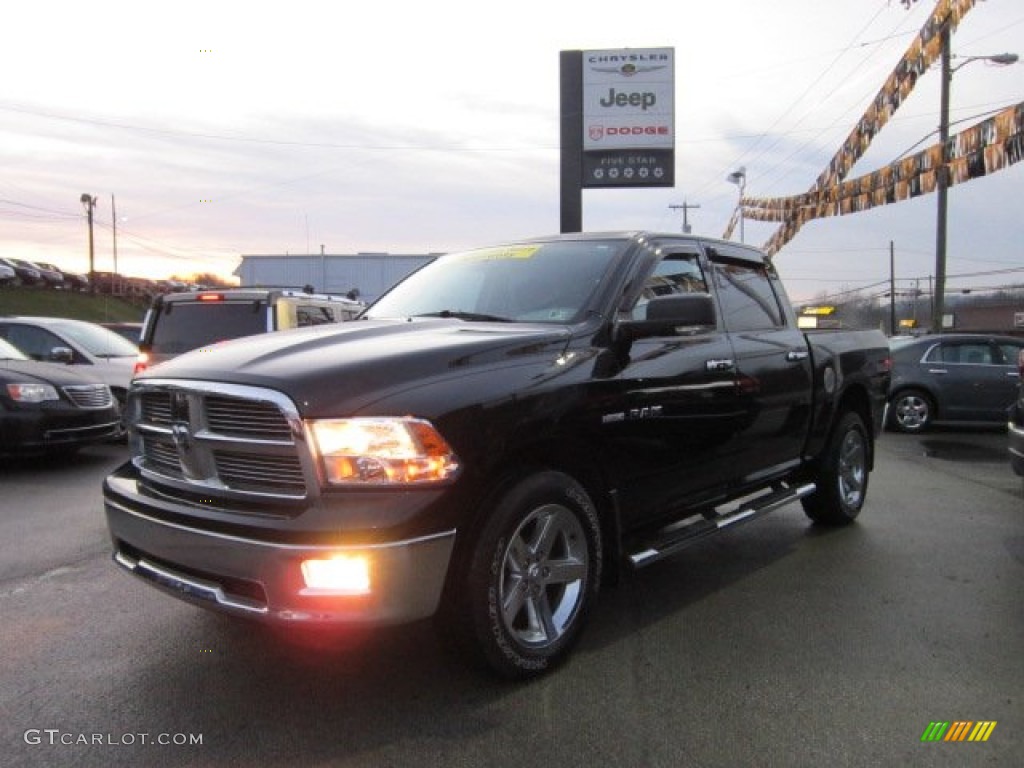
[
  {"x1": 997, "y1": 343, "x2": 1023, "y2": 366},
  {"x1": 925, "y1": 343, "x2": 993, "y2": 365},
  {"x1": 710, "y1": 260, "x2": 785, "y2": 331}
]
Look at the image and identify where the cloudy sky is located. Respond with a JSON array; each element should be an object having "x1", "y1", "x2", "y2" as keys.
[{"x1": 1, "y1": 0, "x2": 1021, "y2": 303}]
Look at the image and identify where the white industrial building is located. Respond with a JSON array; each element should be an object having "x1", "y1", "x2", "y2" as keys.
[{"x1": 234, "y1": 252, "x2": 440, "y2": 303}]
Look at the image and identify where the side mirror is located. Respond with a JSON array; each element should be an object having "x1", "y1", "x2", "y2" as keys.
[
  {"x1": 49, "y1": 346, "x2": 74, "y2": 364},
  {"x1": 616, "y1": 293, "x2": 717, "y2": 341}
]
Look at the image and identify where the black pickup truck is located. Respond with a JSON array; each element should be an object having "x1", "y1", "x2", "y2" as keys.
[{"x1": 103, "y1": 232, "x2": 890, "y2": 678}]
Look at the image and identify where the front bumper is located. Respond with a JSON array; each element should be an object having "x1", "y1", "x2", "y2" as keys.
[
  {"x1": 104, "y1": 495, "x2": 456, "y2": 625},
  {"x1": 1, "y1": 407, "x2": 121, "y2": 455}
]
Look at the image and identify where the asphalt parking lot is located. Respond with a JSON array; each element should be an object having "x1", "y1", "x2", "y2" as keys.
[{"x1": 2, "y1": 428, "x2": 1021, "y2": 768}]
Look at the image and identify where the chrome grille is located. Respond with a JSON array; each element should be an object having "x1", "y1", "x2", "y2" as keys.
[
  {"x1": 130, "y1": 381, "x2": 311, "y2": 503},
  {"x1": 144, "y1": 436, "x2": 184, "y2": 478},
  {"x1": 206, "y1": 395, "x2": 292, "y2": 440},
  {"x1": 140, "y1": 391, "x2": 173, "y2": 424},
  {"x1": 215, "y1": 450, "x2": 305, "y2": 494},
  {"x1": 63, "y1": 384, "x2": 114, "y2": 409}
]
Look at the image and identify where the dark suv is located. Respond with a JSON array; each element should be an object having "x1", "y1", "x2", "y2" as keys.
[{"x1": 135, "y1": 288, "x2": 363, "y2": 374}]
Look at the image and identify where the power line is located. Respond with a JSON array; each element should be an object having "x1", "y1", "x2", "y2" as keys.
[{"x1": 702, "y1": 0, "x2": 904, "y2": 199}]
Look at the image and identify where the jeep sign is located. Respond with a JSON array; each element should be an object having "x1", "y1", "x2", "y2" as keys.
[
  {"x1": 583, "y1": 49, "x2": 674, "y2": 150},
  {"x1": 581, "y1": 47, "x2": 674, "y2": 188}
]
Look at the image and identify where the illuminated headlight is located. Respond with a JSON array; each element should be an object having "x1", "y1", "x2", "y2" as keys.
[
  {"x1": 301, "y1": 555, "x2": 371, "y2": 595},
  {"x1": 6, "y1": 383, "x2": 59, "y2": 403},
  {"x1": 308, "y1": 417, "x2": 460, "y2": 486}
]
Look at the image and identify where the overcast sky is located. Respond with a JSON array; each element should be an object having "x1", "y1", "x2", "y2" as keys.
[{"x1": 1, "y1": 0, "x2": 1021, "y2": 303}]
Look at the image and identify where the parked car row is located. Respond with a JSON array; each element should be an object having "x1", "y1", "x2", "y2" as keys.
[
  {"x1": 0, "y1": 257, "x2": 90, "y2": 290},
  {"x1": 0, "y1": 259, "x2": 213, "y2": 297},
  {"x1": 88, "y1": 272, "x2": 198, "y2": 301}
]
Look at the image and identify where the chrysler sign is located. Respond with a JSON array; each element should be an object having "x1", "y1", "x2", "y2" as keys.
[{"x1": 581, "y1": 47, "x2": 674, "y2": 188}]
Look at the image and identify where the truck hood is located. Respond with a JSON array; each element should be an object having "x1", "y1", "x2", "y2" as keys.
[{"x1": 135, "y1": 318, "x2": 574, "y2": 415}]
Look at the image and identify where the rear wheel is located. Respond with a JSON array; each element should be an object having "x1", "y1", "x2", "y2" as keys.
[
  {"x1": 889, "y1": 389, "x2": 933, "y2": 433},
  {"x1": 802, "y1": 411, "x2": 870, "y2": 525},
  {"x1": 454, "y1": 471, "x2": 602, "y2": 679}
]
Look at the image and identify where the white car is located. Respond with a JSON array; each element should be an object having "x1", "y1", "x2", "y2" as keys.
[
  {"x1": 0, "y1": 316, "x2": 137, "y2": 407},
  {"x1": 0, "y1": 262, "x2": 15, "y2": 286}
]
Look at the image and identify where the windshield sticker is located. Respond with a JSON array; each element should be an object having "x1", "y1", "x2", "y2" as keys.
[{"x1": 456, "y1": 245, "x2": 542, "y2": 262}]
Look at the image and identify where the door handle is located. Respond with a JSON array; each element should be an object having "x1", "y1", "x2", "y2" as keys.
[
  {"x1": 705, "y1": 359, "x2": 735, "y2": 372},
  {"x1": 785, "y1": 350, "x2": 808, "y2": 362},
  {"x1": 927, "y1": 368, "x2": 948, "y2": 374}
]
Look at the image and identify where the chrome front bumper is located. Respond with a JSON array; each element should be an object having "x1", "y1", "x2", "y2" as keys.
[{"x1": 106, "y1": 498, "x2": 456, "y2": 625}]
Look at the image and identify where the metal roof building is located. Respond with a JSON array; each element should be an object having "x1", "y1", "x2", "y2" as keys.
[{"x1": 234, "y1": 252, "x2": 440, "y2": 303}]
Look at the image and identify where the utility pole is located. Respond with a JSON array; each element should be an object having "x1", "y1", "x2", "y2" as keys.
[
  {"x1": 669, "y1": 201, "x2": 701, "y2": 234},
  {"x1": 80, "y1": 194, "x2": 97, "y2": 294},
  {"x1": 889, "y1": 241, "x2": 896, "y2": 336},
  {"x1": 932, "y1": 23, "x2": 951, "y2": 333},
  {"x1": 930, "y1": 38, "x2": 1016, "y2": 333}
]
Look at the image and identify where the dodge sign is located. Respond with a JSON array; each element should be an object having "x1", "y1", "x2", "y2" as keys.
[{"x1": 582, "y1": 47, "x2": 675, "y2": 188}]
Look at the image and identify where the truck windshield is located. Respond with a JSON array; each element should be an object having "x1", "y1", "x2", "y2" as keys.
[{"x1": 365, "y1": 239, "x2": 625, "y2": 324}]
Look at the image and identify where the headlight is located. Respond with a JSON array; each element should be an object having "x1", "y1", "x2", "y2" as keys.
[
  {"x1": 6, "y1": 383, "x2": 59, "y2": 403},
  {"x1": 309, "y1": 417, "x2": 460, "y2": 486}
]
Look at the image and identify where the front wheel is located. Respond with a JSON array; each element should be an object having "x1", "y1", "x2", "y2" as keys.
[
  {"x1": 455, "y1": 471, "x2": 602, "y2": 679},
  {"x1": 802, "y1": 411, "x2": 870, "y2": 525}
]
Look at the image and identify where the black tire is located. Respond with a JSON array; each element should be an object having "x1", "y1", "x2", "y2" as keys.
[
  {"x1": 889, "y1": 388, "x2": 933, "y2": 433},
  {"x1": 455, "y1": 470, "x2": 602, "y2": 680},
  {"x1": 802, "y1": 411, "x2": 870, "y2": 525}
]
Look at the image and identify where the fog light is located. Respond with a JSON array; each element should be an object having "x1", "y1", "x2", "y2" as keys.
[{"x1": 300, "y1": 555, "x2": 371, "y2": 595}]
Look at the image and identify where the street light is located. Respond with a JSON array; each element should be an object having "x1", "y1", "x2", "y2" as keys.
[
  {"x1": 80, "y1": 193, "x2": 97, "y2": 294},
  {"x1": 726, "y1": 166, "x2": 746, "y2": 242},
  {"x1": 932, "y1": 36, "x2": 1018, "y2": 333}
]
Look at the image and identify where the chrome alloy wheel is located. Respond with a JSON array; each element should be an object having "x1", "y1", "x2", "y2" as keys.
[
  {"x1": 498, "y1": 503, "x2": 588, "y2": 648},
  {"x1": 838, "y1": 427, "x2": 867, "y2": 509},
  {"x1": 894, "y1": 393, "x2": 930, "y2": 431}
]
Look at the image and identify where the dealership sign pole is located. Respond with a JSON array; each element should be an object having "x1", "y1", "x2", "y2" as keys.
[{"x1": 560, "y1": 47, "x2": 675, "y2": 232}]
